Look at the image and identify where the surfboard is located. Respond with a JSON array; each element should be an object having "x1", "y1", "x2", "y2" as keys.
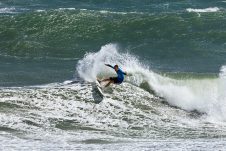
[{"x1": 95, "y1": 79, "x2": 104, "y2": 97}]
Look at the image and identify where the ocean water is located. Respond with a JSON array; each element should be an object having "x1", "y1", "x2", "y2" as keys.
[{"x1": 1, "y1": 0, "x2": 226, "y2": 150}]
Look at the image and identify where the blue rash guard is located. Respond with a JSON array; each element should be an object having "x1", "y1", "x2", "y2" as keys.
[
  {"x1": 107, "y1": 64, "x2": 127, "y2": 84},
  {"x1": 116, "y1": 68, "x2": 126, "y2": 83}
]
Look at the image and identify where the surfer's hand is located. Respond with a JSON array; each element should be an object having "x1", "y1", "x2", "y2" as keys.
[{"x1": 105, "y1": 64, "x2": 111, "y2": 67}]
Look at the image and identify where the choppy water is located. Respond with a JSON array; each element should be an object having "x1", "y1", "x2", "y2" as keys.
[{"x1": 1, "y1": 0, "x2": 226, "y2": 150}]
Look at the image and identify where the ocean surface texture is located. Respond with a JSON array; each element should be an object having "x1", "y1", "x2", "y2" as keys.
[{"x1": 1, "y1": 0, "x2": 226, "y2": 150}]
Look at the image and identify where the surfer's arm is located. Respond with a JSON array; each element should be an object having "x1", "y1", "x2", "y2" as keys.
[
  {"x1": 123, "y1": 71, "x2": 127, "y2": 75},
  {"x1": 105, "y1": 64, "x2": 114, "y2": 69}
]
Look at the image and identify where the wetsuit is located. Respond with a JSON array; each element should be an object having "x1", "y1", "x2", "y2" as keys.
[{"x1": 106, "y1": 64, "x2": 127, "y2": 84}]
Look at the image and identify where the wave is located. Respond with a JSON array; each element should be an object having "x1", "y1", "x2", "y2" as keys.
[
  {"x1": 0, "y1": 7, "x2": 16, "y2": 14},
  {"x1": 1, "y1": 8, "x2": 226, "y2": 64},
  {"x1": 34, "y1": 7, "x2": 145, "y2": 15},
  {"x1": 186, "y1": 7, "x2": 220, "y2": 13},
  {"x1": 77, "y1": 44, "x2": 226, "y2": 122},
  {"x1": 0, "y1": 7, "x2": 30, "y2": 14}
]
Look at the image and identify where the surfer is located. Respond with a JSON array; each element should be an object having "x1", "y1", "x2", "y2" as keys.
[{"x1": 99, "y1": 64, "x2": 127, "y2": 87}]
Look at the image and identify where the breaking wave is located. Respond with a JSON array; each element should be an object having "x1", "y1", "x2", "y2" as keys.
[
  {"x1": 77, "y1": 44, "x2": 226, "y2": 122},
  {"x1": 186, "y1": 7, "x2": 220, "y2": 13}
]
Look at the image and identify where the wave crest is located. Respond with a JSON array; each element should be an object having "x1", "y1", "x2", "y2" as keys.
[{"x1": 186, "y1": 7, "x2": 220, "y2": 13}]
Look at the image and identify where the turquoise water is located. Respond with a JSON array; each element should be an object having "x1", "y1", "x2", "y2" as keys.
[{"x1": 1, "y1": 1, "x2": 226, "y2": 150}]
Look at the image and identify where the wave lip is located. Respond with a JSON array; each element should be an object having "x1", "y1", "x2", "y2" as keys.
[{"x1": 186, "y1": 7, "x2": 220, "y2": 13}]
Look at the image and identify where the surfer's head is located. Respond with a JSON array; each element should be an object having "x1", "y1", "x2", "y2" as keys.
[{"x1": 114, "y1": 65, "x2": 119, "y2": 71}]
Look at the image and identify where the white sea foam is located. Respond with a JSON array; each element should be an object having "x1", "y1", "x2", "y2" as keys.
[
  {"x1": 77, "y1": 44, "x2": 120, "y2": 82},
  {"x1": 0, "y1": 7, "x2": 29, "y2": 14},
  {"x1": 35, "y1": 9, "x2": 45, "y2": 12},
  {"x1": 186, "y1": 7, "x2": 220, "y2": 13},
  {"x1": 53, "y1": 7, "x2": 144, "y2": 15},
  {"x1": 58, "y1": 8, "x2": 76, "y2": 11},
  {"x1": 0, "y1": 7, "x2": 16, "y2": 13},
  {"x1": 77, "y1": 43, "x2": 226, "y2": 122},
  {"x1": 95, "y1": 9, "x2": 144, "y2": 15}
]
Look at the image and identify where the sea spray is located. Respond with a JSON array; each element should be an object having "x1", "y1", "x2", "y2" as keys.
[
  {"x1": 77, "y1": 43, "x2": 143, "y2": 82},
  {"x1": 77, "y1": 44, "x2": 226, "y2": 122},
  {"x1": 77, "y1": 44, "x2": 119, "y2": 82}
]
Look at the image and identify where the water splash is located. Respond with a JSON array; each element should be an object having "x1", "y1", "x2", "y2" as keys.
[{"x1": 77, "y1": 44, "x2": 226, "y2": 122}]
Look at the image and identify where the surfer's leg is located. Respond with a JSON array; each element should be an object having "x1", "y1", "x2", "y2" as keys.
[
  {"x1": 105, "y1": 80, "x2": 113, "y2": 87},
  {"x1": 102, "y1": 78, "x2": 110, "y2": 82},
  {"x1": 101, "y1": 77, "x2": 116, "y2": 83},
  {"x1": 104, "y1": 77, "x2": 117, "y2": 87},
  {"x1": 101, "y1": 78, "x2": 111, "y2": 83}
]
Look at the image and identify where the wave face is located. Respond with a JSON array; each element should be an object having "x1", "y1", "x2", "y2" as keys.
[
  {"x1": 0, "y1": 6, "x2": 226, "y2": 71},
  {"x1": 1, "y1": 0, "x2": 226, "y2": 150}
]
